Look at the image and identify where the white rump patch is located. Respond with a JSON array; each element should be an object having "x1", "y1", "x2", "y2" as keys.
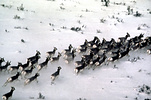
[
  {"x1": 19, "y1": 67, "x2": 23, "y2": 71},
  {"x1": 25, "y1": 79, "x2": 30, "y2": 85},
  {"x1": 65, "y1": 60, "x2": 69, "y2": 64},
  {"x1": 74, "y1": 68, "x2": 78, "y2": 74},
  {"x1": 93, "y1": 45, "x2": 97, "y2": 48},
  {"x1": 117, "y1": 39, "x2": 121, "y2": 42},
  {"x1": 95, "y1": 62, "x2": 99, "y2": 66},
  {"x1": 90, "y1": 61, "x2": 93, "y2": 65},
  {"x1": 37, "y1": 65, "x2": 41, "y2": 70},
  {"x1": 21, "y1": 71, "x2": 26, "y2": 75},
  {"x1": 51, "y1": 76, "x2": 55, "y2": 81},
  {"x1": 9, "y1": 68, "x2": 13, "y2": 71},
  {"x1": 147, "y1": 50, "x2": 151, "y2": 54},
  {"x1": 2, "y1": 96, "x2": 7, "y2": 100},
  {"x1": 108, "y1": 57, "x2": 113, "y2": 61},
  {"x1": 8, "y1": 78, "x2": 12, "y2": 82}
]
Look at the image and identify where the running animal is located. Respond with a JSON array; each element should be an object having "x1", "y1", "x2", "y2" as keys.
[
  {"x1": 19, "y1": 60, "x2": 30, "y2": 71},
  {"x1": 78, "y1": 39, "x2": 88, "y2": 49},
  {"x1": 147, "y1": 49, "x2": 151, "y2": 54},
  {"x1": 51, "y1": 66, "x2": 62, "y2": 82},
  {"x1": 0, "y1": 57, "x2": 5, "y2": 66},
  {"x1": 50, "y1": 52, "x2": 61, "y2": 62},
  {"x1": 46, "y1": 47, "x2": 57, "y2": 57},
  {"x1": 62, "y1": 44, "x2": 73, "y2": 54},
  {"x1": 74, "y1": 61, "x2": 87, "y2": 74},
  {"x1": 0, "y1": 61, "x2": 11, "y2": 72},
  {"x1": 24, "y1": 73, "x2": 40, "y2": 85},
  {"x1": 3, "y1": 72, "x2": 20, "y2": 86},
  {"x1": 27, "y1": 50, "x2": 41, "y2": 62},
  {"x1": 63, "y1": 49, "x2": 76, "y2": 59},
  {"x1": 95, "y1": 55, "x2": 107, "y2": 66},
  {"x1": 2, "y1": 87, "x2": 15, "y2": 100},
  {"x1": 74, "y1": 58, "x2": 85, "y2": 67},
  {"x1": 8, "y1": 62, "x2": 22, "y2": 73},
  {"x1": 117, "y1": 32, "x2": 130, "y2": 43},
  {"x1": 21, "y1": 66, "x2": 35, "y2": 78},
  {"x1": 108, "y1": 53, "x2": 120, "y2": 62},
  {"x1": 37, "y1": 57, "x2": 50, "y2": 71},
  {"x1": 30, "y1": 55, "x2": 41, "y2": 67}
]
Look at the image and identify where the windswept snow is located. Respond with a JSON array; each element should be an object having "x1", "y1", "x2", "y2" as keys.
[{"x1": 0, "y1": 0, "x2": 151, "y2": 100}]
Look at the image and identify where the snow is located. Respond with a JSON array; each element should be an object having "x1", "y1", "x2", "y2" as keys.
[{"x1": 0, "y1": 0, "x2": 151, "y2": 100}]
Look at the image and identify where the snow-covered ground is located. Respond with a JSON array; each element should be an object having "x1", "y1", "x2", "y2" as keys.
[{"x1": 0, "y1": 0, "x2": 151, "y2": 100}]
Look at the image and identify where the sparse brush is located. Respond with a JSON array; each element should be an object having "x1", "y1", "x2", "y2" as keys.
[
  {"x1": 14, "y1": 26, "x2": 21, "y2": 29},
  {"x1": 96, "y1": 29, "x2": 101, "y2": 33},
  {"x1": 21, "y1": 39, "x2": 25, "y2": 43},
  {"x1": 14, "y1": 26, "x2": 28, "y2": 30},
  {"x1": 100, "y1": 18, "x2": 106, "y2": 23},
  {"x1": 134, "y1": 11, "x2": 142, "y2": 17},
  {"x1": 77, "y1": 20, "x2": 81, "y2": 24},
  {"x1": 1, "y1": 4, "x2": 12, "y2": 8},
  {"x1": 47, "y1": 0, "x2": 55, "y2": 1},
  {"x1": 17, "y1": 4, "x2": 24, "y2": 11},
  {"x1": 79, "y1": 15, "x2": 83, "y2": 18},
  {"x1": 85, "y1": 9, "x2": 89, "y2": 12},
  {"x1": 77, "y1": 98, "x2": 87, "y2": 100},
  {"x1": 60, "y1": 6, "x2": 65, "y2": 10},
  {"x1": 14, "y1": 15, "x2": 21, "y2": 19},
  {"x1": 1, "y1": 4, "x2": 5, "y2": 7},
  {"x1": 5, "y1": 29, "x2": 9, "y2": 32},
  {"x1": 71, "y1": 27, "x2": 81, "y2": 32},
  {"x1": 60, "y1": 3, "x2": 64, "y2": 6},
  {"x1": 137, "y1": 27, "x2": 141, "y2": 30},
  {"x1": 49, "y1": 23, "x2": 54, "y2": 26},
  {"x1": 61, "y1": 26, "x2": 67, "y2": 29},
  {"x1": 24, "y1": 27, "x2": 28, "y2": 30},
  {"x1": 38, "y1": 92, "x2": 45, "y2": 99}
]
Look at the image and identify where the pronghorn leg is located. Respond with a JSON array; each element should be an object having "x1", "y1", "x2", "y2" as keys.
[{"x1": 3, "y1": 81, "x2": 8, "y2": 87}]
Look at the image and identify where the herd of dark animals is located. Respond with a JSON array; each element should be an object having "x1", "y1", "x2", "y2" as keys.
[{"x1": 0, "y1": 33, "x2": 151, "y2": 99}]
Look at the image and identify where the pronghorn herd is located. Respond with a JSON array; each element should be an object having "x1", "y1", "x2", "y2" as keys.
[{"x1": 0, "y1": 33, "x2": 151, "y2": 100}]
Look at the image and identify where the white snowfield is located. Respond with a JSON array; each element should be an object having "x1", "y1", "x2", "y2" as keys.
[{"x1": 0, "y1": 0, "x2": 151, "y2": 100}]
